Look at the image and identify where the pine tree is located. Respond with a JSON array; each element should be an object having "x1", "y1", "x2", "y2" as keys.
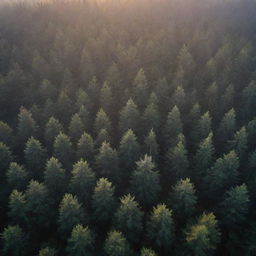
[
  {"x1": 8, "y1": 190, "x2": 27, "y2": 226},
  {"x1": 25, "y1": 180, "x2": 50, "y2": 228},
  {"x1": 163, "y1": 106, "x2": 183, "y2": 149},
  {"x1": 186, "y1": 103, "x2": 201, "y2": 147},
  {"x1": 154, "y1": 77, "x2": 170, "y2": 113},
  {"x1": 229, "y1": 126, "x2": 248, "y2": 162},
  {"x1": 58, "y1": 194, "x2": 85, "y2": 237},
  {"x1": 77, "y1": 132, "x2": 95, "y2": 164},
  {"x1": 165, "y1": 134, "x2": 189, "y2": 181},
  {"x1": 24, "y1": 137, "x2": 47, "y2": 179},
  {"x1": 0, "y1": 65, "x2": 25, "y2": 121},
  {"x1": 92, "y1": 178, "x2": 116, "y2": 225},
  {"x1": 114, "y1": 194, "x2": 143, "y2": 243},
  {"x1": 95, "y1": 128, "x2": 111, "y2": 148},
  {"x1": 219, "y1": 184, "x2": 250, "y2": 229},
  {"x1": 205, "y1": 82, "x2": 218, "y2": 116},
  {"x1": 186, "y1": 213, "x2": 220, "y2": 256},
  {"x1": 87, "y1": 76, "x2": 100, "y2": 112},
  {"x1": 0, "y1": 121, "x2": 14, "y2": 148},
  {"x1": 75, "y1": 88, "x2": 91, "y2": 111},
  {"x1": 69, "y1": 160, "x2": 96, "y2": 206},
  {"x1": 7, "y1": 163, "x2": 28, "y2": 190},
  {"x1": 38, "y1": 247, "x2": 57, "y2": 256},
  {"x1": 100, "y1": 81, "x2": 113, "y2": 116},
  {"x1": 197, "y1": 112, "x2": 212, "y2": 143},
  {"x1": 119, "y1": 99, "x2": 140, "y2": 135},
  {"x1": 131, "y1": 155, "x2": 160, "y2": 208},
  {"x1": 146, "y1": 204, "x2": 175, "y2": 253},
  {"x1": 142, "y1": 102, "x2": 161, "y2": 134},
  {"x1": 203, "y1": 151, "x2": 239, "y2": 199},
  {"x1": 94, "y1": 108, "x2": 111, "y2": 135},
  {"x1": 0, "y1": 142, "x2": 13, "y2": 178},
  {"x1": 69, "y1": 113, "x2": 85, "y2": 142},
  {"x1": 1, "y1": 225, "x2": 27, "y2": 256},
  {"x1": 53, "y1": 133, "x2": 74, "y2": 170},
  {"x1": 42, "y1": 99, "x2": 55, "y2": 124},
  {"x1": 30, "y1": 104, "x2": 43, "y2": 126},
  {"x1": 39, "y1": 79, "x2": 56, "y2": 103},
  {"x1": 17, "y1": 107, "x2": 37, "y2": 146},
  {"x1": 147, "y1": 92, "x2": 159, "y2": 106},
  {"x1": 119, "y1": 129, "x2": 140, "y2": 178},
  {"x1": 243, "y1": 80, "x2": 256, "y2": 120},
  {"x1": 193, "y1": 132, "x2": 215, "y2": 181},
  {"x1": 247, "y1": 118, "x2": 256, "y2": 150},
  {"x1": 133, "y1": 68, "x2": 149, "y2": 109},
  {"x1": 246, "y1": 151, "x2": 256, "y2": 200},
  {"x1": 78, "y1": 105, "x2": 90, "y2": 131},
  {"x1": 220, "y1": 84, "x2": 234, "y2": 115},
  {"x1": 105, "y1": 63, "x2": 123, "y2": 102},
  {"x1": 168, "y1": 178, "x2": 197, "y2": 219},
  {"x1": 144, "y1": 129, "x2": 159, "y2": 162},
  {"x1": 44, "y1": 157, "x2": 66, "y2": 202},
  {"x1": 104, "y1": 230, "x2": 130, "y2": 256},
  {"x1": 80, "y1": 48, "x2": 95, "y2": 85},
  {"x1": 141, "y1": 248, "x2": 158, "y2": 256},
  {"x1": 172, "y1": 85, "x2": 186, "y2": 111},
  {"x1": 217, "y1": 108, "x2": 236, "y2": 150},
  {"x1": 176, "y1": 45, "x2": 195, "y2": 88},
  {"x1": 56, "y1": 90, "x2": 74, "y2": 125},
  {"x1": 96, "y1": 142, "x2": 119, "y2": 181},
  {"x1": 66, "y1": 224, "x2": 94, "y2": 256}
]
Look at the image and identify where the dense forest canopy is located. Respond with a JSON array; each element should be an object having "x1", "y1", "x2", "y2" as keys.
[{"x1": 1, "y1": 0, "x2": 256, "y2": 255}]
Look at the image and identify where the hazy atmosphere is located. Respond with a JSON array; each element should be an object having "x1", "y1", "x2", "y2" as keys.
[{"x1": 0, "y1": 0, "x2": 256, "y2": 255}]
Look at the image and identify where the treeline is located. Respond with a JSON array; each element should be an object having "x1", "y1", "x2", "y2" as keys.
[{"x1": 0, "y1": 0, "x2": 256, "y2": 255}]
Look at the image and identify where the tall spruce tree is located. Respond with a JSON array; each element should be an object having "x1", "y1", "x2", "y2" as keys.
[
  {"x1": 94, "y1": 108, "x2": 111, "y2": 135},
  {"x1": 168, "y1": 178, "x2": 197, "y2": 219},
  {"x1": 17, "y1": 107, "x2": 37, "y2": 146},
  {"x1": 44, "y1": 117, "x2": 64, "y2": 151},
  {"x1": 53, "y1": 133, "x2": 74, "y2": 170},
  {"x1": 163, "y1": 106, "x2": 183, "y2": 149},
  {"x1": 7, "y1": 163, "x2": 28, "y2": 191},
  {"x1": 69, "y1": 160, "x2": 96, "y2": 206},
  {"x1": 144, "y1": 129, "x2": 159, "y2": 162},
  {"x1": 58, "y1": 194, "x2": 85, "y2": 238},
  {"x1": 114, "y1": 194, "x2": 143, "y2": 244},
  {"x1": 92, "y1": 178, "x2": 116, "y2": 225},
  {"x1": 133, "y1": 68, "x2": 149, "y2": 109},
  {"x1": 130, "y1": 155, "x2": 160, "y2": 208},
  {"x1": 95, "y1": 142, "x2": 119, "y2": 181},
  {"x1": 0, "y1": 142, "x2": 13, "y2": 179},
  {"x1": 104, "y1": 230, "x2": 130, "y2": 256},
  {"x1": 203, "y1": 151, "x2": 239, "y2": 199},
  {"x1": 146, "y1": 204, "x2": 175, "y2": 253},
  {"x1": 24, "y1": 137, "x2": 47, "y2": 179},
  {"x1": 69, "y1": 113, "x2": 85, "y2": 142},
  {"x1": 119, "y1": 129, "x2": 140, "y2": 178},
  {"x1": 1, "y1": 225, "x2": 27, "y2": 256},
  {"x1": 66, "y1": 224, "x2": 94, "y2": 256},
  {"x1": 44, "y1": 157, "x2": 66, "y2": 203},
  {"x1": 186, "y1": 213, "x2": 220, "y2": 256},
  {"x1": 25, "y1": 180, "x2": 50, "y2": 228},
  {"x1": 219, "y1": 184, "x2": 250, "y2": 229},
  {"x1": 165, "y1": 134, "x2": 189, "y2": 181},
  {"x1": 77, "y1": 132, "x2": 95, "y2": 164},
  {"x1": 119, "y1": 99, "x2": 140, "y2": 135}
]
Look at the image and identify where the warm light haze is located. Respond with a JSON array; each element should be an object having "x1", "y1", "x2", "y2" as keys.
[{"x1": 0, "y1": 0, "x2": 255, "y2": 255}]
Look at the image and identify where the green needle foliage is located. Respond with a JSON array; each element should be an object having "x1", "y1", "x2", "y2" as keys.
[{"x1": 0, "y1": 1, "x2": 256, "y2": 254}]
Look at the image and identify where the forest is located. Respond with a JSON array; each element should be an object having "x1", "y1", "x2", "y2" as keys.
[{"x1": 0, "y1": 0, "x2": 256, "y2": 255}]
